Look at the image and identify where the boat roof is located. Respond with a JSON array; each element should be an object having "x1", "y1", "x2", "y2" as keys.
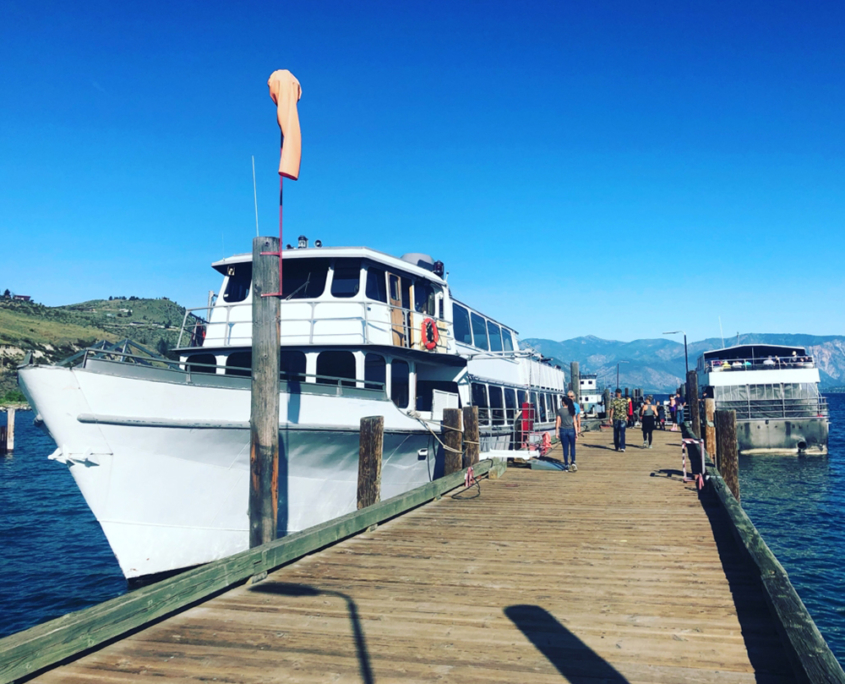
[
  {"x1": 211, "y1": 246, "x2": 446, "y2": 286},
  {"x1": 700, "y1": 343, "x2": 808, "y2": 361}
]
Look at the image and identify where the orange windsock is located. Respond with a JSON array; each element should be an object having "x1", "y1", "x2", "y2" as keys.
[{"x1": 268, "y1": 69, "x2": 302, "y2": 180}]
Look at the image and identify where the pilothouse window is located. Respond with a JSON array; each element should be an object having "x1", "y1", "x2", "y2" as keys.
[
  {"x1": 330, "y1": 259, "x2": 361, "y2": 298},
  {"x1": 488, "y1": 322, "x2": 503, "y2": 352},
  {"x1": 502, "y1": 329, "x2": 514, "y2": 352},
  {"x1": 366, "y1": 266, "x2": 387, "y2": 303},
  {"x1": 282, "y1": 258, "x2": 329, "y2": 299},
  {"x1": 471, "y1": 313, "x2": 488, "y2": 350},
  {"x1": 453, "y1": 305, "x2": 472, "y2": 345},
  {"x1": 223, "y1": 264, "x2": 251, "y2": 303}
]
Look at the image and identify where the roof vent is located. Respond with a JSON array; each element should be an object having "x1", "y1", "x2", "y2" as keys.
[{"x1": 401, "y1": 253, "x2": 435, "y2": 271}]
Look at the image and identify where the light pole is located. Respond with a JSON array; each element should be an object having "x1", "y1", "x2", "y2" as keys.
[
  {"x1": 664, "y1": 330, "x2": 689, "y2": 376},
  {"x1": 616, "y1": 360, "x2": 629, "y2": 389}
]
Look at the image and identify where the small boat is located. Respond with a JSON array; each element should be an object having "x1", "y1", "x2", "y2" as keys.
[{"x1": 696, "y1": 344, "x2": 829, "y2": 455}]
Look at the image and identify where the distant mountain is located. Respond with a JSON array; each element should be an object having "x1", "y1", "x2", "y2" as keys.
[{"x1": 521, "y1": 334, "x2": 845, "y2": 392}]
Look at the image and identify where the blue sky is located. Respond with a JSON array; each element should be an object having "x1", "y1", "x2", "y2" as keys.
[{"x1": 1, "y1": 1, "x2": 843, "y2": 342}]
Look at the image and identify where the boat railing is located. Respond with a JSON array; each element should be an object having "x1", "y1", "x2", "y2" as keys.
[
  {"x1": 716, "y1": 396, "x2": 829, "y2": 421},
  {"x1": 175, "y1": 300, "x2": 453, "y2": 353},
  {"x1": 701, "y1": 355, "x2": 816, "y2": 373},
  {"x1": 69, "y1": 347, "x2": 386, "y2": 392}
]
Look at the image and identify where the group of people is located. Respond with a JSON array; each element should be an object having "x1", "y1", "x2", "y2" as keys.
[{"x1": 607, "y1": 389, "x2": 686, "y2": 451}]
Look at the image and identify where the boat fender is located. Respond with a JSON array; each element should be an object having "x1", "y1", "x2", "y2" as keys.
[{"x1": 421, "y1": 318, "x2": 439, "y2": 350}]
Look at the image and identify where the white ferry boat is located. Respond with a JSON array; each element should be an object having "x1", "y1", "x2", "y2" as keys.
[
  {"x1": 18, "y1": 241, "x2": 566, "y2": 579},
  {"x1": 696, "y1": 344, "x2": 829, "y2": 456},
  {"x1": 578, "y1": 373, "x2": 603, "y2": 414}
]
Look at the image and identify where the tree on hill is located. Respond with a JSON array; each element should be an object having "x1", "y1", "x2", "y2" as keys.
[{"x1": 3, "y1": 289, "x2": 10, "y2": 299}]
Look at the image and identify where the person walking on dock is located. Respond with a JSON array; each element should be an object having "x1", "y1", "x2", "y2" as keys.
[
  {"x1": 608, "y1": 388, "x2": 628, "y2": 452},
  {"x1": 567, "y1": 390, "x2": 582, "y2": 437},
  {"x1": 657, "y1": 402, "x2": 666, "y2": 430},
  {"x1": 669, "y1": 396, "x2": 677, "y2": 431},
  {"x1": 674, "y1": 390, "x2": 685, "y2": 430},
  {"x1": 555, "y1": 396, "x2": 578, "y2": 471},
  {"x1": 640, "y1": 395, "x2": 657, "y2": 448}
]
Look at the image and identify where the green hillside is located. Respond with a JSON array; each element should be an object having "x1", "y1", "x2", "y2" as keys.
[{"x1": 0, "y1": 297, "x2": 193, "y2": 405}]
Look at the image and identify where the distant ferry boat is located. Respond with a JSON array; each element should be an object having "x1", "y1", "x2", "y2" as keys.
[
  {"x1": 696, "y1": 344, "x2": 829, "y2": 456},
  {"x1": 578, "y1": 373, "x2": 603, "y2": 414},
  {"x1": 18, "y1": 241, "x2": 566, "y2": 579}
]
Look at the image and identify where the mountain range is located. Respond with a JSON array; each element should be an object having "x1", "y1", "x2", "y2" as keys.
[{"x1": 520, "y1": 334, "x2": 845, "y2": 392}]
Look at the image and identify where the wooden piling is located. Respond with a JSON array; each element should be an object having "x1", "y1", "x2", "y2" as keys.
[
  {"x1": 249, "y1": 236, "x2": 281, "y2": 548},
  {"x1": 441, "y1": 408, "x2": 463, "y2": 475},
  {"x1": 602, "y1": 389, "x2": 611, "y2": 418},
  {"x1": 686, "y1": 370, "x2": 700, "y2": 438},
  {"x1": 716, "y1": 409, "x2": 740, "y2": 503},
  {"x1": 570, "y1": 362, "x2": 580, "y2": 403},
  {"x1": 5, "y1": 409, "x2": 14, "y2": 453},
  {"x1": 704, "y1": 398, "x2": 716, "y2": 465},
  {"x1": 462, "y1": 405, "x2": 479, "y2": 468},
  {"x1": 357, "y1": 416, "x2": 384, "y2": 509}
]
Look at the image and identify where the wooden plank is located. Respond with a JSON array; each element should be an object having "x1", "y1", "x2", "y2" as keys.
[
  {"x1": 441, "y1": 407, "x2": 462, "y2": 475},
  {"x1": 0, "y1": 459, "x2": 492, "y2": 684},
  {"x1": 249, "y1": 235, "x2": 281, "y2": 548}
]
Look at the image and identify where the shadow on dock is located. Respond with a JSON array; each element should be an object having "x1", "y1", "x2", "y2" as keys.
[
  {"x1": 250, "y1": 581, "x2": 374, "y2": 684},
  {"x1": 504, "y1": 605, "x2": 630, "y2": 683}
]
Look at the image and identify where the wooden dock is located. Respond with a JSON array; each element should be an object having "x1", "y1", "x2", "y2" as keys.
[{"x1": 16, "y1": 427, "x2": 807, "y2": 683}]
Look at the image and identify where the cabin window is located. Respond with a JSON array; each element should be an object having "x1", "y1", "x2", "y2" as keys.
[
  {"x1": 187, "y1": 353, "x2": 217, "y2": 374},
  {"x1": 453, "y1": 304, "x2": 472, "y2": 345},
  {"x1": 471, "y1": 313, "x2": 489, "y2": 350},
  {"x1": 535, "y1": 392, "x2": 546, "y2": 422},
  {"x1": 504, "y1": 388, "x2": 517, "y2": 424},
  {"x1": 502, "y1": 329, "x2": 514, "y2": 352},
  {"x1": 282, "y1": 258, "x2": 329, "y2": 299},
  {"x1": 545, "y1": 394, "x2": 553, "y2": 416},
  {"x1": 280, "y1": 350, "x2": 306, "y2": 382},
  {"x1": 416, "y1": 380, "x2": 460, "y2": 411},
  {"x1": 330, "y1": 259, "x2": 361, "y2": 298},
  {"x1": 414, "y1": 279, "x2": 435, "y2": 315},
  {"x1": 366, "y1": 266, "x2": 388, "y2": 303},
  {"x1": 471, "y1": 382, "x2": 489, "y2": 425},
  {"x1": 391, "y1": 360, "x2": 410, "y2": 408},
  {"x1": 316, "y1": 350, "x2": 356, "y2": 387},
  {"x1": 226, "y1": 351, "x2": 252, "y2": 377},
  {"x1": 488, "y1": 322, "x2": 503, "y2": 352},
  {"x1": 488, "y1": 385, "x2": 505, "y2": 426},
  {"x1": 401, "y1": 277, "x2": 412, "y2": 310},
  {"x1": 518, "y1": 390, "x2": 529, "y2": 407},
  {"x1": 223, "y1": 264, "x2": 251, "y2": 303},
  {"x1": 365, "y1": 354, "x2": 386, "y2": 390}
]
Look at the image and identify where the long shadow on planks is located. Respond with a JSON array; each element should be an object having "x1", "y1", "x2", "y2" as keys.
[
  {"x1": 251, "y1": 582, "x2": 374, "y2": 684},
  {"x1": 701, "y1": 495, "x2": 796, "y2": 681},
  {"x1": 504, "y1": 605, "x2": 630, "y2": 683}
]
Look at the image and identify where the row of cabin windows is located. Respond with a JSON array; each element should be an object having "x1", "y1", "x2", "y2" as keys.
[
  {"x1": 470, "y1": 382, "x2": 561, "y2": 426},
  {"x1": 452, "y1": 304, "x2": 516, "y2": 353},
  {"x1": 223, "y1": 259, "x2": 439, "y2": 316},
  {"x1": 186, "y1": 350, "x2": 453, "y2": 412}
]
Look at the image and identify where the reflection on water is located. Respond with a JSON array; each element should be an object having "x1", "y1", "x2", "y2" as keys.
[
  {"x1": 0, "y1": 411, "x2": 126, "y2": 638},
  {"x1": 739, "y1": 393, "x2": 845, "y2": 662}
]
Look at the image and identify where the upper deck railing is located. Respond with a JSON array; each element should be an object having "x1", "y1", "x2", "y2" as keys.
[
  {"x1": 700, "y1": 355, "x2": 816, "y2": 373},
  {"x1": 176, "y1": 300, "x2": 453, "y2": 354}
]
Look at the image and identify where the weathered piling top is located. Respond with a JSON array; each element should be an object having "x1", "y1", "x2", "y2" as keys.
[{"x1": 22, "y1": 428, "x2": 801, "y2": 683}]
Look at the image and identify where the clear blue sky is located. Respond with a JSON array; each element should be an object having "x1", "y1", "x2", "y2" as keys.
[{"x1": 1, "y1": 1, "x2": 843, "y2": 342}]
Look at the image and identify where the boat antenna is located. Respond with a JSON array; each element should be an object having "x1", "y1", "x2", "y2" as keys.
[
  {"x1": 719, "y1": 317, "x2": 725, "y2": 347},
  {"x1": 252, "y1": 155, "x2": 260, "y2": 237}
]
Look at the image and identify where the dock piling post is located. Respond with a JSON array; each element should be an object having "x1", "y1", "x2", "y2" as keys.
[
  {"x1": 357, "y1": 416, "x2": 384, "y2": 509},
  {"x1": 602, "y1": 389, "x2": 611, "y2": 419},
  {"x1": 687, "y1": 371, "x2": 700, "y2": 438},
  {"x1": 462, "y1": 406, "x2": 479, "y2": 468},
  {"x1": 5, "y1": 408, "x2": 14, "y2": 453},
  {"x1": 442, "y1": 408, "x2": 463, "y2": 475},
  {"x1": 704, "y1": 398, "x2": 716, "y2": 464},
  {"x1": 249, "y1": 236, "x2": 281, "y2": 548},
  {"x1": 570, "y1": 362, "x2": 580, "y2": 403},
  {"x1": 715, "y1": 409, "x2": 739, "y2": 503}
]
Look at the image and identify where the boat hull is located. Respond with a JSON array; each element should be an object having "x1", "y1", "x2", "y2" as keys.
[
  {"x1": 18, "y1": 362, "x2": 433, "y2": 579},
  {"x1": 737, "y1": 417, "x2": 828, "y2": 456}
]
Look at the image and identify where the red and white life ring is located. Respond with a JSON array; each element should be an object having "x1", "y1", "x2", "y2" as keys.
[{"x1": 421, "y1": 318, "x2": 439, "y2": 350}]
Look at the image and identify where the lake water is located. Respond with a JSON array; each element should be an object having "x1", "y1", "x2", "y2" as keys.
[{"x1": 1, "y1": 398, "x2": 845, "y2": 665}]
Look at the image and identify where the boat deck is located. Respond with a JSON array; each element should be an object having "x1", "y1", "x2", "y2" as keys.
[{"x1": 29, "y1": 427, "x2": 795, "y2": 683}]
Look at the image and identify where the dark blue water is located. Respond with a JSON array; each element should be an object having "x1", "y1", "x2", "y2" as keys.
[
  {"x1": 2, "y1": 400, "x2": 845, "y2": 664},
  {"x1": 0, "y1": 412, "x2": 125, "y2": 638},
  {"x1": 739, "y1": 393, "x2": 845, "y2": 661}
]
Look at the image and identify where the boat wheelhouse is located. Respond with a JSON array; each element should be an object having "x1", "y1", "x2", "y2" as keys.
[
  {"x1": 19, "y1": 242, "x2": 567, "y2": 579},
  {"x1": 696, "y1": 343, "x2": 829, "y2": 455},
  {"x1": 578, "y1": 373, "x2": 603, "y2": 414}
]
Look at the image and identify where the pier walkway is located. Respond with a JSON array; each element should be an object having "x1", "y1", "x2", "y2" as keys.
[{"x1": 28, "y1": 428, "x2": 794, "y2": 683}]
